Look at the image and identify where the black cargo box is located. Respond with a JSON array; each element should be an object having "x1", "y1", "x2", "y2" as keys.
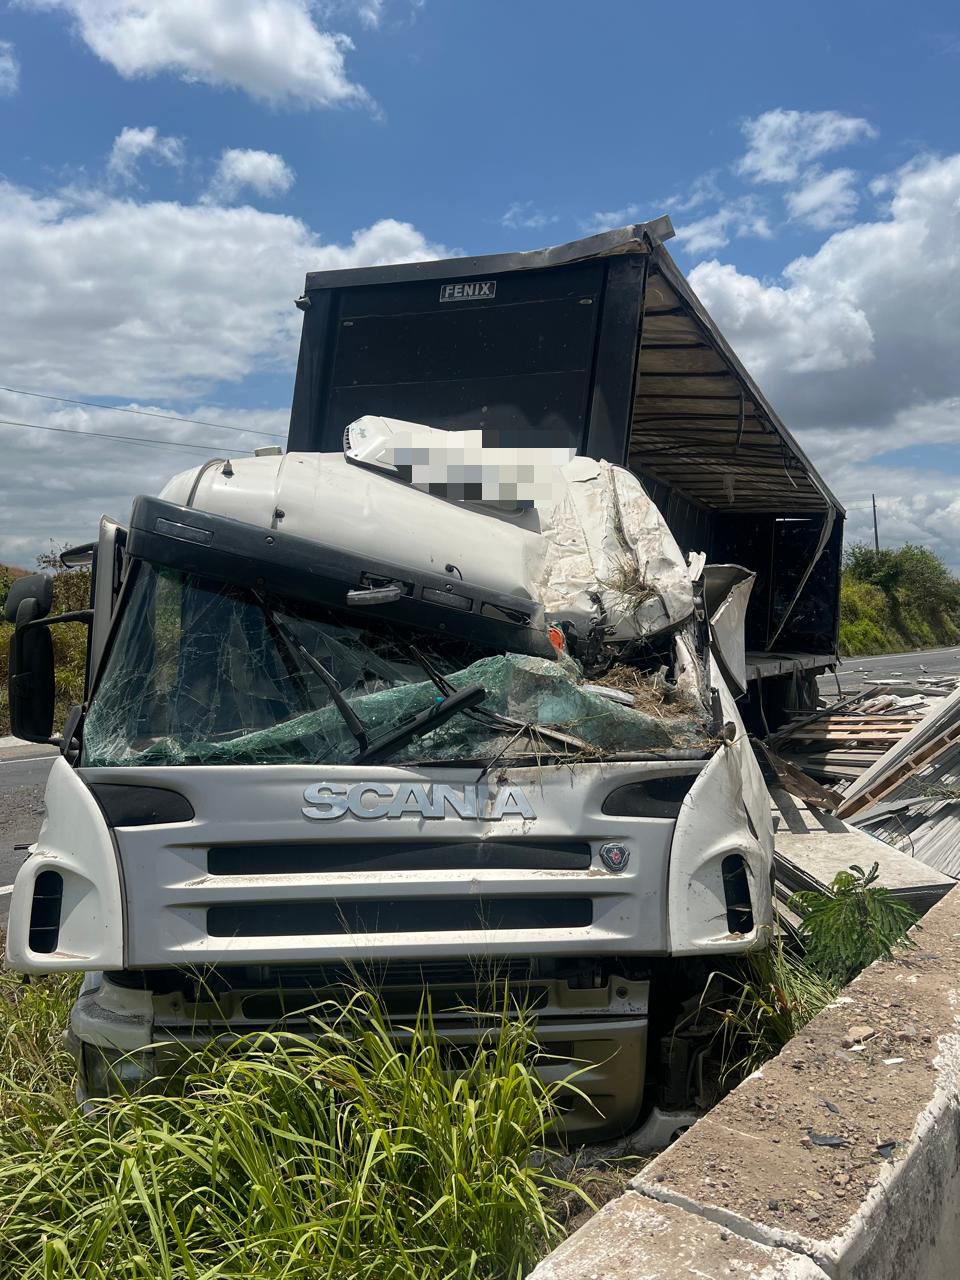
[{"x1": 289, "y1": 221, "x2": 843, "y2": 667}]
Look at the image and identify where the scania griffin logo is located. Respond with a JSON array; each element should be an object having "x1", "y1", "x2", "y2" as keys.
[{"x1": 302, "y1": 781, "x2": 536, "y2": 822}]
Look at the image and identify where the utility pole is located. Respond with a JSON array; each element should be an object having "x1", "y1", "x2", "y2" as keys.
[{"x1": 872, "y1": 493, "x2": 880, "y2": 553}]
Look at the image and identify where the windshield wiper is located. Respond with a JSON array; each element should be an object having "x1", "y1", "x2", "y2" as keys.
[
  {"x1": 255, "y1": 595, "x2": 486, "y2": 763},
  {"x1": 404, "y1": 642, "x2": 595, "y2": 760},
  {"x1": 354, "y1": 684, "x2": 486, "y2": 763},
  {"x1": 253, "y1": 593, "x2": 369, "y2": 753}
]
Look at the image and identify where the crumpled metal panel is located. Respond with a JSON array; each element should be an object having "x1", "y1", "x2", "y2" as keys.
[
  {"x1": 666, "y1": 653, "x2": 773, "y2": 954},
  {"x1": 163, "y1": 418, "x2": 696, "y2": 649},
  {"x1": 703, "y1": 564, "x2": 756, "y2": 695},
  {"x1": 536, "y1": 455, "x2": 696, "y2": 642}
]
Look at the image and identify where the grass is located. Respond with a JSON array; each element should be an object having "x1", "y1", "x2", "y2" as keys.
[
  {"x1": 0, "y1": 971, "x2": 588, "y2": 1280},
  {"x1": 709, "y1": 943, "x2": 840, "y2": 1081},
  {"x1": 708, "y1": 867, "x2": 922, "y2": 1083}
]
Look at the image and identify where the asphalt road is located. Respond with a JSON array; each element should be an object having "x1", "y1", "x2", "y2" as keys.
[{"x1": 827, "y1": 644, "x2": 960, "y2": 696}]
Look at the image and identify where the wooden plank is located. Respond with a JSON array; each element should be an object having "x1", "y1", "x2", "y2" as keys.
[
  {"x1": 785, "y1": 720, "x2": 922, "y2": 733},
  {"x1": 805, "y1": 716, "x2": 924, "y2": 725},
  {"x1": 638, "y1": 316, "x2": 702, "y2": 344},
  {"x1": 636, "y1": 346, "x2": 727, "y2": 373},
  {"x1": 787, "y1": 731, "x2": 912, "y2": 742},
  {"x1": 643, "y1": 277, "x2": 683, "y2": 310},
  {"x1": 633, "y1": 398, "x2": 758, "y2": 417},
  {"x1": 839, "y1": 720, "x2": 960, "y2": 818},
  {"x1": 635, "y1": 375, "x2": 735, "y2": 397}
]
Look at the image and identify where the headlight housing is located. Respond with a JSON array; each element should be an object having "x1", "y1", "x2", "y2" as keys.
[{"x1": 78, "y1": 1042, "x2": 159, "y2": 1098}]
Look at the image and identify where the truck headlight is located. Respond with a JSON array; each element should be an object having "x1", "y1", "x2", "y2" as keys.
[{"x1": 80, "y1": 1043, "x2": 159, "y2": 1098}]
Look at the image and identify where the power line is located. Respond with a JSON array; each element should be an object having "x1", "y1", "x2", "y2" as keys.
[
  {"x1": 0, "y1": 415, "x2": 254, "y2": 457},
  {"x1": 0, "y1": 385, "x2": 286, "y2": 440}
]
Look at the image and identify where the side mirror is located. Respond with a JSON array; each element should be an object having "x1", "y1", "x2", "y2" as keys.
[
  {"x1": 8, "y1": 599, "x2": 56, "y2": 742},
  {"x1": 3, "y1": 573, "x2": 54, "y2": 624},
  {"x1": 7, "y1": 598, "x2": 94, "y2": 745}
]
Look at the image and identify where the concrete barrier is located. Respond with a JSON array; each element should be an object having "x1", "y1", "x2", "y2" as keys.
[{"x1": 531, "y1": 886, "x2": 960, "y2": 1280}]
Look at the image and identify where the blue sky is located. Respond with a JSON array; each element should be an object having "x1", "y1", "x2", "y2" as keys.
[{"x1": 1, "y1": 0, "x2": 959, "y2": 565}]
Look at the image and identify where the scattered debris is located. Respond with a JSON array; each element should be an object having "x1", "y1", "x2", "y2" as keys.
[
  {"x1": 839, "y1": 683, "x2": 960, "y2": 820},
  {"x1": 774, "y1": 690, "x2": 938, "y2": 785},
  {"x1": 806, "y1": 1131, "x2": 850, "y2": 1148},
  {"x1": 755, "y1": 738, "x2": 844, "y2": 811},
  {"x1": 768, "y1": 790, "x2": 953, "y2": 916},
  {"x1": 841, "y1": 1026, "x2": 876, "y2": 1048}
]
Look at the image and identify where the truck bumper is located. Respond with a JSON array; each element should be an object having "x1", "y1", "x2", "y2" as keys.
[{"x1": 68, "y1": 971, "x2": 650, "y2": 1141}]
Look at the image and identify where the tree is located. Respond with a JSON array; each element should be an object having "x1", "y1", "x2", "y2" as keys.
[{"x1": 843, "y1": 543, "x2": 904, "y2": 592}]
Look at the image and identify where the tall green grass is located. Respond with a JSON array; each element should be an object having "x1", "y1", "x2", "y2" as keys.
[
  {"x1": 0, "y1": 972, "x2": 583, "y2": 1279},
  {"x1": 711, "y1": 943, "x2": 839, "y2": 1081}
]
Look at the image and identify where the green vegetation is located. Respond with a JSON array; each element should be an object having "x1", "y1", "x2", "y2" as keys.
[
  {"x1": 0, "y1": 975, "x2": 584, "y2": 1279},
  {"x1": 840, "y1": 541, "x2": 960, "y2": 656},
  {"x1": 714, "y1": 941, "x2": 839, "y2": 1080},
  {"x1": 790, "y1": 861, "x2": 918, "y2": 986},
  {"x1": 0, "y1": 547, "x2": 91, "y2": 737},
  {"x1": 714, "y1": 863, "x2": 919, "y2": 1080}
]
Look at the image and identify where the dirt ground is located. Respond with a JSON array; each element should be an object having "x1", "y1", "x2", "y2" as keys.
[{"x1": 636, "y1": 914, "x2": 959, "y2": 1242}]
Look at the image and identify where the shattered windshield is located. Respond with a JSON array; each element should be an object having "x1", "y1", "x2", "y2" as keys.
[{"x1": 82, "y1": 564, "x2": 713, "y2": 768}]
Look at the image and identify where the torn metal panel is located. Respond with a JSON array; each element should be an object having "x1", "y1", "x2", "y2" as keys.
[
  {"x1": 535, "y1": 455, "x2": 695, "y2": 643},
  {"x1": 768, "y1": 788, "x2": 954, "y2": 912},
  {"x1": 666, "y1": 654, "x2": 773, "y2": 954},
  {"x1": 851, "y1": 737, "x2": 960, "y2": 879},
  {"x1": 340, "y1": 417, "x2": 697, "y2": 643},
  {"x1": 702, "y1": 563, "x2": 754, "y2": 694},
  {"x1": 164, "y1": 420, "x2": 697, "y2": 650}
]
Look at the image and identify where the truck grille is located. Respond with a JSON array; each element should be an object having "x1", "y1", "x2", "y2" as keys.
[
  {"x1": 207, "y1": 841, "x2": 591, "y2": 875},
  {"x1": 207, "y1": 896, "x2": 592, "y2": 937},
  {"x1": 241, "y1": 984, "x2": 551, "y2": 1021}
]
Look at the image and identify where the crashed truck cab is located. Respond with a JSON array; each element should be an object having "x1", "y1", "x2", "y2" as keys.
[{"x1": 5, "y1": 417, "x2": 773, "y2": 1138}]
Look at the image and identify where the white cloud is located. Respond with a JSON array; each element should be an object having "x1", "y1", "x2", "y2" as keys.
[
  {"x1": 738, "y1": 108, "x2": 876, "y2": 184},
  {"x1": 357, "y1": 0, "x2": 385, "y2": 26},
  {"x1": 21, "y1": 0, "x2": 372, "y2": 109},
  {"x1": 690, "y1": 153, "x2": 960, "y2": 398},
  {"x1": 667, "y1": 171, "x2": 723, "y2": 214},
  {"x1": 796, "y1": 414, "x2": 960, "y2": 570},
  {"x1": 690, "y1": 153, "x2": 960, "y2": 564},
  {"x1": 0, "y1": 176, "x2": 449, "y2": 563},
  {"x1": 0, "y1": 40, "x2": 19, "y2": 95},
  {"x1": 785, "y1": 167, "x2": 859, "y2": 230},
  {"x1": 0, "y1": 179, "x2": 448, "y2": 401},
  {"x1": 0, "y1": 394, "x2": 290, "y2": 568},
  {"x1": 207, "y1": 148, "x2": 295, "y2": 202},
  {"x1": 501, "y1": 202, "x2": 558, "y2": 232},
  {"x1": 580, "y1": 205, "x2": 642, "y2": 234},
  {"x1": 107, "y1": 126, "x2": 184, "y2": 184},
  {"x1": 691, "y1": 258, "x2": 874, "y2": 375},
  {"x1": 674, "y1": 199, "x2": 772, "y2": 255}
]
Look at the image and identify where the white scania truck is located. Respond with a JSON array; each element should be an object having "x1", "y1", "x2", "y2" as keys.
[{"x1": 4, "y1": 221, "x2": 842, "y2": 1139}]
